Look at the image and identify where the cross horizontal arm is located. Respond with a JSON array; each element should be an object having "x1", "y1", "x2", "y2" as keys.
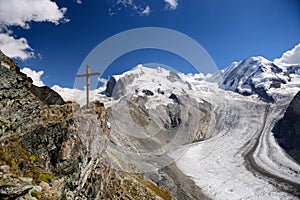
[
  {"x1": 76, "y1": 72, "x2": 101, "y2": 77},
  {"x1": 88, "y1": 72, "x2": 101, "y2": 76}
]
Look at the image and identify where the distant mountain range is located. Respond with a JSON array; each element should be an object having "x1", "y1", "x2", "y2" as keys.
[{"x1": 50, "y1": 56, "x2": 300, "y2": 106}]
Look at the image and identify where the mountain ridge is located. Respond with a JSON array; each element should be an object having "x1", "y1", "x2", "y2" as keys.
[{"x1": 209, "y1": 56, "x2": 300, "y2": 102}]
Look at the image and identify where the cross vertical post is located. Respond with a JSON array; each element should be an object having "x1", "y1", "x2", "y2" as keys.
[
  {"x1": 76, "y1": 65, "x2": 100, "y2": 109},
  {"x1": 86, "y1": 65, "x2": 90, "y2": 109}
]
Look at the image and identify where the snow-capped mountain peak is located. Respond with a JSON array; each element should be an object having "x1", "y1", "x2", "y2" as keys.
[
  {"x1": 211, "y1": 56, "x2": 300, "y2": 102},
  {"x1": 105, "y1": 65, "x2": 191, "y2": 102}
]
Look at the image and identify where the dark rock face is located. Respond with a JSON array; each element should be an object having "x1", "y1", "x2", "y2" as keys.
[
  {"x1": 169, "y1": 93, "x2": 180, "y2": 104},
  {"x1": 273, "y1": 91, "x2": 300, "y2": 163},
  {"x1": 142, "y1": 89, "x2": 154, "y2": 96},
  {"x1": 157, "y1": 88, "x2": 165, "y2": 95},
  {"x1": 270, "y1": 81, "x2": 282, "y2": 89},
  {"x1": 270, "y1": 63, "x2": 283, "y2": 73},
  {"x1": 287, "y1": 65, "x2": 300, "y2": 75},
  {"x1": 165, "y1": 104, "x2": 181, "y2": 129},
  {"x1": 105, "y1": 76, "x2": 116, "y2": 97},
  {"x1": 0, "y1": 51, "x2": 111, "y2": 198},
  {"x1": 105, "y1": 74, "x2": 136, "y2": 99},
  {"x1": 249, "y1": 83, "x2": 274, "y2": 103},
  {"x1": 30, "y1": 85, "x2": 65, "y2": 105}
]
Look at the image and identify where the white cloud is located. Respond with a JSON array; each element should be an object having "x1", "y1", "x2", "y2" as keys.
[
  {"x1": 110, "y1": 0, "x2": 177, "y2": 16},
  {"x1": 0, "y1": 33, "x2": 34, "y2": 60},
  {"x1": 140, "y1": 5, "x2": 151, "y2": 16},
  {"x1": 21, "y1": 67, "x2": 45, "y2": 87},
  {"x1": 0, "y1": 0, "x2": 68, "y2": 60},
  {"x1": 164, "y1": 0, "x2": 178, "y2": 10},
  {"x1": 51, "y1": 85, "x2": 107, "y2": 106},
  {"x1": 274, "y1": 43, "x2": 300, "y2": 65},
  {"x1": 0, "y1": 0, "x2": 68, "y2": 29},
  {"x1": 75, "y1": 0, "x2": 82, "y2": 4},
  {"x1": 116, "y1": 0, "x2": 133, "y2": 7}
]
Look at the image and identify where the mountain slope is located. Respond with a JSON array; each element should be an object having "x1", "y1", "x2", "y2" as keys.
[
  {"x1": 102, "y1": 65, "x2": 213, "y2": 199},
  {"x1": 209, "y1": 56, "x2": 300, "y2": 102}
]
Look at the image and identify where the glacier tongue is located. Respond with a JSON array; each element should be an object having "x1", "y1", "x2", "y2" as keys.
[{"x1": 174, "y1": 85, "x2": 300, "y2": 200}]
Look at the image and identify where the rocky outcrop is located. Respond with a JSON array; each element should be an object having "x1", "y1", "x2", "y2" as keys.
[
  {"x1": 0, "y1": 50, "x2": 65, "y2": 107},
  {"x1": 0, "y1": 51, "x2": 172, "y2": 199},
  {"x1": 167, "y1": 71, "x2": 182, "y2": 83},
  {"x1": 142, "y1": 89, "x2": 154, "y2": 96},
  {"x1": 128, "y1": 95, "x2": 151, "y2": 127},
  {"x1": 273, "y1": 91, "x2": 300, "y2": 163},
  {"x1": 169, "y1": 93, "x2": 180, "y2": 104},
  {"x1": 105, "y1": 76, "x2": 116, "y2": 97},
  {"x1": 30, "y1": 85, "x2": 65, "y2": 105},
  {"x1": 105, "y1": 74, "x2": 137, "y2": 99}
]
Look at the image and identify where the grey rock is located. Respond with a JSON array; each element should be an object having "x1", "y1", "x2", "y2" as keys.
[
  {"x1": 105, "y1": 74, "x2": 137, "y2": 99},
  {"x1": 105, "y1": 76, "x2": 116, "y2": 97},
  {"x1": 142, "y1": 89, "x2": 154, "y2": 96},
  {"x1": 273, "y1": 91, "x2": 300, "y2": 163},
  {"x1": 167, "y1": 71, "x2": 182, "y2": 83},
  {"x1": 0, "y1": 184, "x2": 33, "y2": 199},
  {"x1": 30, "y1": 85, "x2": 65, "y2": 106}
]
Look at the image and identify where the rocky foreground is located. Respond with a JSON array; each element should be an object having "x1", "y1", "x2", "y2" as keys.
[{"x1": 0, "y1": 51, "x2": 175, "y2": 199}]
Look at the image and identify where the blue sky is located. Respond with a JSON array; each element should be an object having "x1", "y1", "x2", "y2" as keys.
[{"x1": 0, "y1": 0, "x2": 300, "y2": 88}]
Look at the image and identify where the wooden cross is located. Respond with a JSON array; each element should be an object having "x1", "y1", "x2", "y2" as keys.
[{"x1": 76, "y1": 65, "x2": 100, "y2": 109}]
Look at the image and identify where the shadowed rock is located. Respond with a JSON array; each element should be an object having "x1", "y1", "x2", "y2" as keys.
[
  {"x1": 273, "y1": 91, "x2": 300, "y2": 163},
  {"x1": 30, "y1": 85, "x2": 65, "y2": 105},
  {"x1": 105, "y1": 76, "x2": 116, "y2": 97}
]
